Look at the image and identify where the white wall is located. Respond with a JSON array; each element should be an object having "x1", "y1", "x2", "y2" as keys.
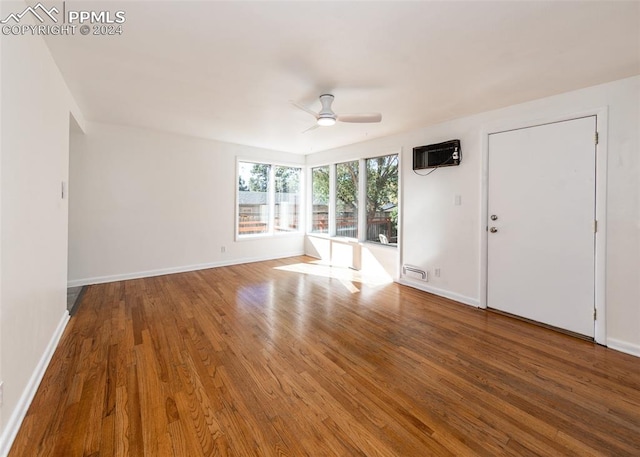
[
  {"x1": 306, "y1": 76, "x2": 640, "y2": 355},
  {"x1": 68, "y1": 122, "x2": 305, "y2": 285},
  {"x1": 0, "y1": 6, "x2": 4, "y2": 434},
  {"x1": 0, "y1": 8, "x2": 82, "y2": 452},
  {"x1": 304, "y1": 235, "x2": 398, "y2": 282}
]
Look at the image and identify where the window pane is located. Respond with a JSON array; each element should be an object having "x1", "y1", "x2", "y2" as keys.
[
  {"x1": 274, "y1": 166, "x2": 301, "y2": 232},
  {"x1": 311, "y1": 166, "x2": 329, "y2": 233},
  {"x1": 238, "y1": 162, "x2": 270, "y2": 235},
  {"x1": 366, "y1": 154, "x2": 398, "y2": 244},
  {"x1": 336, "y1": 161, "x2": 358, "y2": 238}
]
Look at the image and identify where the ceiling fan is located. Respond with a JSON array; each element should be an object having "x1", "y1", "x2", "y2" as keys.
[{"x1": 292, "y1": 94, "x2": 382, "y2": 132}]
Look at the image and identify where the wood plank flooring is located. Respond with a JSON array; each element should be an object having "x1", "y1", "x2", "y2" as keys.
[{"x1": 9, "y1": 256, "x2": 640, "y2": 456}]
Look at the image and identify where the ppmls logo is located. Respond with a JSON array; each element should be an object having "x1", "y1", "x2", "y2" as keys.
[
  {"x1": 1, "y1": 2, "x2": 126, "y2": 36},
  {"x1": 0, "y1": 2, "x2": 59, "y2": 24}
]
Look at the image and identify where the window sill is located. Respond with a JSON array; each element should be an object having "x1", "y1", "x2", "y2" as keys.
[
  {"x1": 306, "y1": 233, "x2": 397, "y2": 248},
  {"x1": 236, "y1": 231, "x2": 304, "y2": 242}
]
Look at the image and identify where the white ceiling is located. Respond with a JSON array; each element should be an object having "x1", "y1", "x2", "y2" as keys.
[{"x1": 45, "y1": 1, "x2": 640, "y2": 154}]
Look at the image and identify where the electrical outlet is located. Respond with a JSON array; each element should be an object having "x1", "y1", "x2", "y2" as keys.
[
  {"x1": 220, "y1": 246, "x2": 226, "y2": 253},
  {"x1": 435, "y1": 268, "x2": 441, "y2": 278}
]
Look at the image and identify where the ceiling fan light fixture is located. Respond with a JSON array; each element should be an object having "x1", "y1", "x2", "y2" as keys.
[
  {"x1": 317, "y1": 116, "x2": 336, "y2": 126},
  {"x1": 292, "y1": 93, "x2": 381, "y2": 132}
]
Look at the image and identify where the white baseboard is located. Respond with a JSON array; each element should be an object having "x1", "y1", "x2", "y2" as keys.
[
  {"x1": 399, "y1": 279, "x2": 640, "y2": 359},
  {"x1": 397, "y1": 278, "x2": 479, "y2": 308},
  {"x1": 0, "y1": 310, "x2": 70, "y2": 457},
  {"x1": 67, "y1": 251, "x2": 306, "y2": 287},
  {"x1": 606, "y1": 338, "x2": 640, "y2": 358}
]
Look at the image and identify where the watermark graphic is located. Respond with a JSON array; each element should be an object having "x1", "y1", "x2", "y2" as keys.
[
  {"x1": 1, "y1": 2, "x2": 59, "y2": 24},
  {"x1": 1, "y1": 1, "x2": 126, "y2": 36}
]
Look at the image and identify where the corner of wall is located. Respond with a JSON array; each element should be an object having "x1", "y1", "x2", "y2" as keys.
[
  {"x1": 0, "y1": 311, "x2": 69, "y2": 457},
  {"x1": 0, "y1": 18, "x2": 82, "y2": 453},
  {"x1": 606, "y1": 338, "x2": 640, "y2": 358}
]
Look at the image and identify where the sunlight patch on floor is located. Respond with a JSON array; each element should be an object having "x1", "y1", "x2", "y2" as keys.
[
  {"x1": 339, "y1": 278, "x2": 360, "y2": 294},
  {"x1": 274, "y1": 261, "x2": 393, "y2": 292}
]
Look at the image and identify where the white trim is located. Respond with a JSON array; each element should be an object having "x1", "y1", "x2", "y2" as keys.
[
  {"x1": 606, "y1": 338, "x2": 640, "y2": 358},
  {"x1": 308, "y1": 164, "x2": 331, "y2": 235},
  {"x1": 309, "y1": 149, "x2": 401, "y2": 243},
  {"x1": 67, "y1": 250, "x2": 305, "y2": 287},
  {"x1": 306, "y1": 166, "x2": 313, "y2": 233},
  {"x1": 479, "y1": 108, "x2": 608, "y2": 344},
  {"x1": 306, "y1": 148, "x2": 403, "y2": 169},
  {"x1": 593, "y1": 109, "x2": 608, "y2": 344},
  {"x1": 357, "y1": 158, "x2": 367, "y2": 242},
  {"x1": 0, "y1": 310, "x2": 70, "y2": 457},
  {"x1": 235, "y1": 157, "x2": 304, "y2": 241},
  {"x1": 396, "y1": 147, "x2": 404, "y2": 281},
  {"x1": 0, "y1": 26, "x2": 3, "y2": 446},
  {"x1": 235, "y1": 158, "x2": 242, "y2": 240},
  {"x1": 306, "y1": 154, "x2": 370, "y2": 169},
  {"x1": 268, "y1": 165, "x2": 275, "y2": 233},
  {"x1": 235, "y1": 156, "x2": 304, "y2": 170},
  {"x1": 304, "y1": 250, "x2": 321, "y2": 261},
  {"x1": 328, "y1": 164, "x2": 336, "y2": 237},
  {"x1": 234, "y1": 232, "x2": 304, "y2": 242},
  {"x1": 398, "y1": 278, "x2": 479, "y2": 308},
  {"x1": 479, "y1": 130, "x2": 489, "y2": 308},
  {"x1": 480, "y1": 108, "x2": 609, "y2": 138},
  {"x1": 306, "y1": 233, "x2": 399, "y2": 248}
]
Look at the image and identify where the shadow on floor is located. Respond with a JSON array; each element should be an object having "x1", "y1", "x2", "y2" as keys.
[{"x1": 67, "y1": 286, "x2": 86, "y2": 316}]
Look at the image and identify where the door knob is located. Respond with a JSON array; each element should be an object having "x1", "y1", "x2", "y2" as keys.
[
  {"x1": 490, "y1": 227, "x2": 498, "y2": 233},
  {"x1": 491, "y1": 215, "x2": 498, "y2": 221}
]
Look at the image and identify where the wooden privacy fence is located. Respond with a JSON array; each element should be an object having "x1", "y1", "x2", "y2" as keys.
[{"x1": 313, "y1": 214, "x2": 395, "y2": 241}]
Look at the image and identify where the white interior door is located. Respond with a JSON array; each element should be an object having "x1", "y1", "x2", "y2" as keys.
[{"x1": 487, "y1": 116, "x2": 596, "y2": 337}]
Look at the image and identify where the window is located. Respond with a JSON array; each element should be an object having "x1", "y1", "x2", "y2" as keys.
[
  {"x1": 308, "y1": 153, "x2": 399, "y2": 246},
  {"x1": 238, "y1": 162, "x2": 270, "y2": 235},
  {"x1": 336, "y1": 161, "x2": 359, "y2": 238},
  {"x1": 311, "y1": 166, "x2": 329, "y2": 233},
  {"x1": 237, "y1": 161, "x2": 301, "y2": 237},
  {"x1": 366, "y1": 154, "x2": 398, "y2": 244},
  {"x1": 274, "y1": 166, "x2": 301, "y2": 232}
]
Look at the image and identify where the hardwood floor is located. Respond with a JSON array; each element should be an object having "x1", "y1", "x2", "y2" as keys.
[{"x1": 9, "y1": 256, "x2": 640, "y2": 456}]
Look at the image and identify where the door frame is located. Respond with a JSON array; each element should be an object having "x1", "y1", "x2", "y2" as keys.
[{"x1": 479, "y1": 108, "x2": 608, "y2": 345}]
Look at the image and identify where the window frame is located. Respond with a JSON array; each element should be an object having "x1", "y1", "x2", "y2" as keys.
[
  {"x1": 273, "y1": 164, "x2": 303, "y2": 234},
  {"x1": 364, "y1": 153, "x2": 399, "y2": 245},
  {"x1": 236, "y1": 158, "x2": 304, "y2": 240},
  {"x1": 306, "y1": 151, "x2": 400, "y2": 247},
  {"x1": 335, "y1": 160, "x2": 360, "y2": 240},
  {"x1": 310, "y1": 165, "x2": 331, "y2": 235}
]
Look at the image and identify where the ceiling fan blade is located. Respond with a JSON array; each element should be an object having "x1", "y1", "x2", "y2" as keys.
[
  {"x1": 302, "y1": 124, "x2": 320, "y2": 133},
  {"x1": 337, "y1": 113, "x2": 382, "y2": 123},
  {"x1": 290, "y1": 101, "x2": 319, "y2": 118}
]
